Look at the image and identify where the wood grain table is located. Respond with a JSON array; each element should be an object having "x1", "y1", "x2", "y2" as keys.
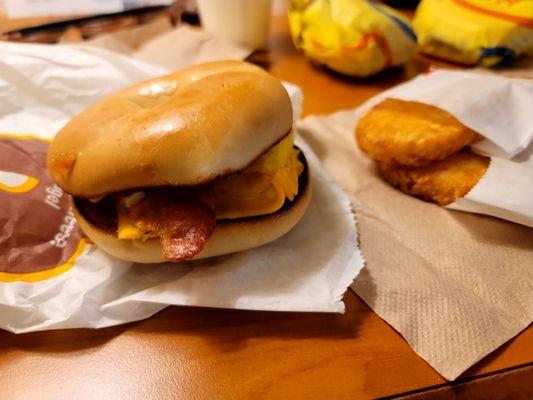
[{"x1": 1, "y1": 13, "x2": 532, "y2": 400}]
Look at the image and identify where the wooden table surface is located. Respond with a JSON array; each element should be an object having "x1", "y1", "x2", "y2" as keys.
[{"x1": 1, "y1": 13, "x2": 532, "y2": 400}]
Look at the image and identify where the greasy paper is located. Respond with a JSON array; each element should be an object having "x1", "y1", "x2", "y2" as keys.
[
  {"x1": 297, "y1": 109, "x2": 533, "y2": 380},
  {"x1": 0, "y1": 41, "x2": 363, "y2": 333}
]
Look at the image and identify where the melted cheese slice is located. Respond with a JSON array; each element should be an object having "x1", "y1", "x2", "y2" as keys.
[
  {"x1": 117, "y1": 131, "x2": 304, "y2": 239},
  {"x1": 213, "y1": 132, "x2": 303, "y2": 219},
  {"x1": 118, "y1": 218, "x2": 156, "y2": 240},
  {"x1": 117, "y1": 192, "x2": 158, "y2": 240}
]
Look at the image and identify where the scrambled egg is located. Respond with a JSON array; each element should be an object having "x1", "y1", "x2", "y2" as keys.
[{"x1": 213, "y1": 131, "x2": 303, "y2": 219}]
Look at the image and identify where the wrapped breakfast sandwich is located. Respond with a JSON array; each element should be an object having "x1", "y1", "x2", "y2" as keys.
[
  {"x1": 0, "y1": 43, "x2": 363, "y2": 333},
  {"x1": 413, "y1": 0, "x2": 533, "y2": 66},
  {"x1": 288, "y1": 0, "x2": 417, "y2": 77},
  {"x1": 48, "y1": 61, "x2": 312, "y2": 263}
]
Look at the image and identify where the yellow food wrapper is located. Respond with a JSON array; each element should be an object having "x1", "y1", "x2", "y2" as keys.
[
  {"x1": 413, "y1": 0, "x2": 533, "y2": 66},
  {"x1": 288, "y1": 0, "x2": 417, "y2": 77}
]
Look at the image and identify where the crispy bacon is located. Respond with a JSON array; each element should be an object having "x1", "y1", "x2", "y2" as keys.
[
  {"x1": 117, "y1": 190, "x2": 216, "y2": 262},
  {"x1": 157, "y1": 199, "x2": 216, "y2": 262}
]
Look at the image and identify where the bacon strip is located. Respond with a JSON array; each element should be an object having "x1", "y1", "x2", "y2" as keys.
[
  {"x1": 157, "y1": 199, "x2": 216, "y2": 262},
  {"x1": 116, "y1": 189, "x2": 216, "y2": 262}
]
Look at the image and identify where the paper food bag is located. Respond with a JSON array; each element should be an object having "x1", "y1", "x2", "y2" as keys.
[
  {"x1": 0, "y1": 41, "x2": 363, "y2": 333},
  {"x1": 354, "y1": 69, "x2": 533, "y2": 228}
]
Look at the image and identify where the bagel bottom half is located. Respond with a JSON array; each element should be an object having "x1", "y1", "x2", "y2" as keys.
[{"x1": 72, "y1": 155, "x2": 311, "y2": 264}]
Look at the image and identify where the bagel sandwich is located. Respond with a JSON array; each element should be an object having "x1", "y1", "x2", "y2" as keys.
[{"x1": 47, "y1": 61, "x2": 311, "y2": 263}]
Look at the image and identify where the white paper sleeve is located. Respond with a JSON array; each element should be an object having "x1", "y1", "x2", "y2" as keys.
[{"x1": 355, "y1": 69, "x2": 533, "y2": 228}]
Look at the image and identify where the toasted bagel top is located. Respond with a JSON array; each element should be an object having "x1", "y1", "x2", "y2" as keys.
[{"x1": 48, "y1": 61, "x2": 293, "y2": 197}]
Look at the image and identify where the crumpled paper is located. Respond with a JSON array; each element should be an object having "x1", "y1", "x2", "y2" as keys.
[
  {"x1": 296, "y1": 107, "x2": 533, "y2": 380},
  {"x1": 354, "y1": 69, "x2": 533, "y2": 228},
  {"x1": 0, "y1": 41, "x2": 363, "y2": 333}
]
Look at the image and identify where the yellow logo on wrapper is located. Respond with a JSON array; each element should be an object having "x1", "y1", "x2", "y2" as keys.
[
  {"x1": 0, "y1": 132, "x2": 52, "y2": 142},
  {"x1": 0, "y1": 133, "x2": 88, "y2": 283},
  {"x1": 0, "y1": 240, "x2": 88, "y2": 283},
  {"x1": 0, "y1": 171, "x2": 39, "y2": 193}
]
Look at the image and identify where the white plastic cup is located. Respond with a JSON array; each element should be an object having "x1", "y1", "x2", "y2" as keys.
[{"x1": 197, "y1": 0, "x2": 272, "y2": 51}]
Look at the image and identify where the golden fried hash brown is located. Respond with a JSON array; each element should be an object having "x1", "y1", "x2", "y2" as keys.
[
  {"x1": 378, "y1": 151, "x2": 490, "y2": 206},
  {"x1": 356, "y1": 99, "x2": 481, "y2": 166}
]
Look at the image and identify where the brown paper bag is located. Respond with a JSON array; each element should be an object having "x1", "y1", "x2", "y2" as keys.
[{"x1": 297, "y1": 110, "x2": 532, "y2": 380}]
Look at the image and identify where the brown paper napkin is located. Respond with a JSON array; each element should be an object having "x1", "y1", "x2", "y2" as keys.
[{"x1": 297, "y1": 110, "x2": 533, "y2": 380}]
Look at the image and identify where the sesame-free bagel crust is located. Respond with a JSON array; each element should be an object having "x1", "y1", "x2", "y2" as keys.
[{"x1": 48, "y1": 61, "x2": 293, "y2": 198}]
